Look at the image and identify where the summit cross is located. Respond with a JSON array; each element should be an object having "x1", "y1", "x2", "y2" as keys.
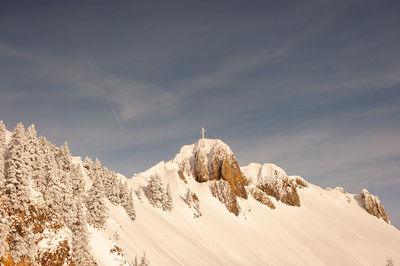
[{"x1": 201, "y1": 127, "x2": 206, "y2": 139}]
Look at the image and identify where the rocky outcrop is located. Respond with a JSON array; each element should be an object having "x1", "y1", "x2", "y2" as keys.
[
  {"x1": 193, "y1": 140, "x2": 247, "y2": 199},
  {"x1": 177, "y1": 139, "x2": 248, "y2": 216},
  {"x1": 193, "y1": 151, "x2": 209, "y2": 183},
  {"x1": 247, "y1": 187, "x2": 275, "y2": 209},
  {"x1": 360, "y1": 189, "x2": 390, "y2": 224},
  {"x1": 242, "y1": 163, "x2": 301, "y2": 207},
  {"x1": 176, "y1": 141, "x2": 305, "y2": 214},
  {"x1": 209, "y1": 180, "x2": 240, "y2": 215},
  {"x1": 258, "y1": 174, "x2": 300, "y2": 207},
  {"x1": 0, "y1": 194, "x2": 74, "y2": 266},
  {"x1": 291, "y1": 176, "x2": 308, "y2": 188}
]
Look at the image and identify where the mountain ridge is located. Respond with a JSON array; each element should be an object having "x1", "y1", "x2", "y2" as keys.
[{"x1": 0, "y1": 121, "x2": 399, "y2": 265}]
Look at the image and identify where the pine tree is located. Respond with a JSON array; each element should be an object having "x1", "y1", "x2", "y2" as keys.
[
  {"x1": 134, "y1": 252, "x2": 150, "y2": 266},
  {"x1": 185, "y1": 187, "x2": 201, "y2": 217},
  {"x1": 136, "y1": 186, "x2": 143, "y2": 202},
  {"x1": 0, "y1": 120, "x2": 6, "y2": 190},
  {"x1": 86, "y1": 161, "x2": 107, "y2": 228},
  {"x1": 32, "y1": 146, "x2": 46, "y2": 194},
  {"x1": 40, "y1": 137, "x2": 59, "y2": 194},
  {"x1": 70, "y1": 165, "x2": 92, "y2": 265},
  {"x1": 4, "y1": 122, "x2": 30, "y2": 211},
  {"x1": 140, "y1": 252, "x2": 150, "y2": 266},
  {"x1": 163, "y1": 184, "x2": 173, "y2": 212},
  {"x1": 57, "y1": 142, "x2": 73, "y2": 172},
  {"x1": 103, "y1": 168, "x2": 120, "y2": 205},
  {"x1": 57, "y1": 142, "x2": 74, "y2": 227},
  {"x1": 44, "y1": 165, "x2": 64, "y2": 214},
  {"x1": 0, "y1": 194, "x2": 10, "y2": 257},
  {"x1": 145, "y1": 173, "x2": 165, "y2": 209},
  {"x1": 0, "y1": 120, "x2": 5, "y2": 147},
  {"x1": 43, "y1": 141, "x2": 74, "y2": 225},
  {"x1": 126, "y1": 188, "x2": 136, "y2": 220},
  {"x1": 119, "y1": 180, "x2": 136, "y2": 221},
  {"x1": 88, "y1": 158, "x2": 102, "y2": 182},
  {"x1": 71, "y1": 200, "x2": 92, "y2": 265},
  {"x1": 185, "y1": 188, "x2": 193, "y2": 206},
  {"x1": 71, "y1": 164, "x2": 85, "y2": 198},
  {"x1": 83, "y1": 156, "x2": 94, "y2": 173},
  {"x1": 41, "y1": 138, "x2": 66, "y2": 216},
  {"x1": 25, "y1": 124, "x2": 38, "y2": 171},
  {"x1": 26, "y1": 124, "x2": 46, "y2": 195}
]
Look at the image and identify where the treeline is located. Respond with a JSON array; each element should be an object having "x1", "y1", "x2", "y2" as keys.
[{"x1": 0, "y1": 121, "x2": 135, "y2": 265}]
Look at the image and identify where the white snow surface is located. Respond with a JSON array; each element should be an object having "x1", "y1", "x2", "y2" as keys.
[
  {"x1": 81, "y1": 139, "x2": 400, "y2": 266},
  {"x1": 241, "y1": 162, "x2": 289, "y2": 186},
  {"x1": 173, "y1": 138, "x2": 233, "y2": 170}
]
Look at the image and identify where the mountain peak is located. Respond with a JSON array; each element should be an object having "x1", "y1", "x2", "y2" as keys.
[{"x1": 173, "y1": 138, "x2": 233, "y2": 164}]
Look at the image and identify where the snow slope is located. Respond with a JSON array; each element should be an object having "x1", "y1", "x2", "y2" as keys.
[{"x1": 86, "y1": 139, "x2": 400, "y2": 266}]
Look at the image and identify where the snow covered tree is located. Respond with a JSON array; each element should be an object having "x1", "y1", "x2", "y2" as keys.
[
  {"x1": 57, "y1": 142, "x2": 74, "y2": 227},
  {"x1": 103, "y1": 168, "x2": 120, "y2": 205},
  {"x1": 44, "y1": 165, "x2": 64, "y2": 215},
  {"x1": 0, "y1": 194, "x2": 10, "y2": 258},
  {"x1": 43, "y1": 141, "x2": 75, "y2": 228},
  {"x1": 136, "y1": 186, "x2": 144, "y2": 202},
  {"x1": 135, "y1": 252, "x2": 150, "y2": 266},
  {"x1": 0, "y1": 120, "x2": 6, "y2": 190},
  {"x1": 71, "y1": 201, "x2": 92, "y2": 266},
  {"x1": 83, "y1": 156, "x2": 93, "y2": 173},
  {"x1": 185, "y1": 187, "x2": 201, "y2": 217},
  {"x1": 385, "y1": 257, "x2": 394, "y2": 266},
  {"x1": 145, "y1": 173, "x2": 165, "y2": 209},
  {"x1": 185, "y1": 187, "x2": 193, "y2": 206},
  {"x1": 119, "y1": 180, "x2": 136, "y2": 221},
  {"x1": 86, "y1": 162, "x2": 107, "y2": 228},
  {"x1": 37, "y1": 136, "x2": 57, "y2": 193},
  {"x1": 57, "y1": 142, "x2": 73, "y2": 173},
  {"x1": 71, "y1": 164, "x2": 85, "y2": 198},
  {"x1": 85, "y1": 158, "x2": 102, "y2": 182},
  {"x1": 25, "y1": 124, "x2": 38, "y2": 170},
  {"x1": 126, "y1": 188, "x2": 136, "y2": 221},
  {"x1": 0, "y1": 120, "x2": 5, "y2": 147},
  {"x1": 70, "y1": 165, "x2": 92, "y2": 265},
  {"x1": 4, "y1": 122, "x2": 30, "y2": 211},
  {"x1": 25, "y1": 125, "x2": 47, "y2": 195},
  {"x1": 162, "y1": 184, "x2": 173, "y2": 212}
]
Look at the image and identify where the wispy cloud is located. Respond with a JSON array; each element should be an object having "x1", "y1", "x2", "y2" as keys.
[
  {"x1": 235, "y1": 106, "x2": 400, "y2": 192},
  {"x1": 0, "y1": 44, "x2": 180, "y2": 125}
]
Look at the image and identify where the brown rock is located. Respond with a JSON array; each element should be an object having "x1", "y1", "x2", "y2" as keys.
[
  {"x1": 248, "y1": 187, "x2": 275, "y2": 209},
  {"x1": 258, "y1": 171, "x2": 300, "y2": 207},
  {"x1": 209, "y1": 180, "x2": 240, "y2": 216},
  {"x1": 221, "y1": 155, "x2": 247, "y2": 199},
  {"x1": 193, "y1": 151, "x2": 209, "y2": 183},
  {"x1": 360, "y1": 189, "x2": 390, "y2": 224},
  {"x1": 189, "y1": 140, "x2": 248, "y2": 215}
]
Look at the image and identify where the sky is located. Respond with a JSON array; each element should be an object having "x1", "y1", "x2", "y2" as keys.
[{"x1": 1, "y1": 0, "x2": 399, "y2": 227}]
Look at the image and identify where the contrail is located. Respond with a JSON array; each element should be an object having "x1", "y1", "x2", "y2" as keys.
[{"x1": 71, "y1": 30, "x2": 123, "y2": 129}]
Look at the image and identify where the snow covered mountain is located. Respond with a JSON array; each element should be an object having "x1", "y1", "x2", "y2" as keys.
[{"x1": 1, "y1": 121, "x2": 399, "y2": 265}]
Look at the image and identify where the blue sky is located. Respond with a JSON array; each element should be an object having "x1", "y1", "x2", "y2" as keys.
[{"x1": 1, "y1": 1, "x2": 400, "y2": 227}]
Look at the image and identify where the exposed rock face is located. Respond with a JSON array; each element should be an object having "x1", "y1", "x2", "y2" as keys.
[
  {"x1": 193, "y1": 151, "x2": 209, "y2": 183},
  {"x1": 247, "y1": 187, "x2": 275, "y2": 209},
  {"x1": 174, "y1": 139, "x2": 248, "y2": 216},
  {"x1": 0, "y1": 194, "x2": 72, "y2": 266},
  {"x1": 192, "y1": 140, "x2": 247, "y2": 199},
  {"x1": 360, "y1": 189, "x2": 390, "y2": 224},
  {"x1": 241, "y1": 163, "x2": 301, "y2": 207},
  {"x1": 258, "y1": 173, "x2": 300, "y2": 207},
  {"x1": 292, "y1": 176, "x2": 308, "y2": 188},
  {"x1": 209, "y1": 180, "x2": 239, "y2": 215}
]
